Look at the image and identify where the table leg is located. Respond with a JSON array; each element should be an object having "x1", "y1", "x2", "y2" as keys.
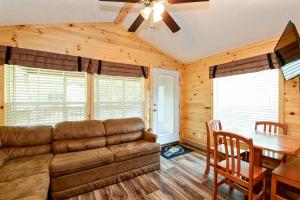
[
  {"x1": 254, "y1": 148, "x2": 262, "y2": 167},
  {"x1": 253, "y1": 148, "x2": 263, "y2": 194}
]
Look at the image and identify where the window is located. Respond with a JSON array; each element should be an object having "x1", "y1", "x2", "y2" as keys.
[
  {"x1": 5, "y1": 65, "x2": 87, "y2": 126},
  {"x1": 213, "y1": 69, "x2": 279, "y2": 131},
  {"x1": 94, "y1": 75, "x2": 145, "y2": 120}
]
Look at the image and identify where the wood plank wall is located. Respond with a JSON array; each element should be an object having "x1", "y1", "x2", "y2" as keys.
[
  {"x1": 181, "y1": 36, "x2": 300, "y2": 147},
  {"x1": 0, "y1": 23, "x2": 182, "y2": 69},
  {"x1": 0, "y1": 22, "x2": 184, "y2": 127}
]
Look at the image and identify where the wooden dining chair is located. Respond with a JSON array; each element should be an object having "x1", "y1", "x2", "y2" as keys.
[
  {"x1": 271, "y1": 156, "x2": 300, "y2": 199},
  {"x1": 212, "y1": 131, "x2": 267, "y2": 200},
  {"x1": 255, "y1": 121, "x2": 288, "y2": 165},
  {"x1": 205, "y1": 120, "x2": 246, "y2": 175}
]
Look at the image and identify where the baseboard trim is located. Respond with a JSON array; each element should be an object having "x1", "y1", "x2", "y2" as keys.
[
  {"x1": 161, "y1": 141, "x2": 180, "y2": 147},
  {"x1": 181, "y1": 138, "x2": 206, "y2": 151}
]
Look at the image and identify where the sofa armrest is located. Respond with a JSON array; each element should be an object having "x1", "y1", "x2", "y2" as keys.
[
  {"x1": 0, "y1": 149, "x2": 7, "y2": 168},
  {"x1": 143, "y1": 129, "x2": 157, "y2": 143}
]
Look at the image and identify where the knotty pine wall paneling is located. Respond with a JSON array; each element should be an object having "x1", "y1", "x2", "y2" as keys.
[{"x1": 0, "y1": 23, "x2": 182, "y2": 69}]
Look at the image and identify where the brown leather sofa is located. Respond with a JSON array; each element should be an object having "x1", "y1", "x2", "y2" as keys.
[
  {"x1": 0, "y1": 118, "x2": 160, "y2": 200},
  {"x1": 50, "y1": 118, "x2": 160, "y2": 199},
  {"x1": 0, "y1": 126, "x2": 53, "y2": 200}
]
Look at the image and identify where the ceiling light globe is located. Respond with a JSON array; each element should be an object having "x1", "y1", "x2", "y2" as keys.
[
  {"x1": 140, "y1": 6, "x2": 152, "y2": 20},
  {"x1": 153, "y1": 14, "x2": 162, "y2": 23},
  {"x1": 153, "y1": 2, "x2": 165, "y2": 15},
  {"x1": 153, "y1": 2, "x2": 165, "y2": 22}
]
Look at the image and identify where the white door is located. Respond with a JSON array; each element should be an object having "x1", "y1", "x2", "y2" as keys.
[{"x1": 152, "y1": 68, "x2": 179, "y2": 144}]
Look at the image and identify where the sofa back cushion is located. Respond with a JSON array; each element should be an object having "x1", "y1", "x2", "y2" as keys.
[
  {"x1": 52, "y1": 120, "x2": 106, "y2": 153},
  {"x1": 0, "y1": 126, "x2": 53, "y2": 161},
  {"x1": 104, "y1": 118, "x2": 145, "y2": 146}
]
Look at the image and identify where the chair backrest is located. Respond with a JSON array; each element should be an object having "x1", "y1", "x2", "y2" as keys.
[
  {"x1": 255, "y1": 121, "x2": 287, "y2": 135},
  {"x1": 213, "y1": 131, "x2": 255, "y2": 186},
  {"x1": 206, "y1": 120, "x2": 222, "y2": 149}
]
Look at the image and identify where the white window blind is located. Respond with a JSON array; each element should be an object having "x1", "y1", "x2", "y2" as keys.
[
  {"x1": 5, "y1": 65, "x2": 87, "y2": 126},
  {"x1": 94, "y1": 75, "x2": 145, "y2": 120},
  {"x1": 213, "y1": 69, "x2": 279, "y2": 131},
  {"x1": 281, "y1": 59, "x2": 300, "y2": 80}
]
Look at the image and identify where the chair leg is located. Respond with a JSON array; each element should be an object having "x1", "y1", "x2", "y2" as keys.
[
  {"x1": 212, "y1": 170, "x2": 218, "y2": 200},
  {"x1": 262, "y1": 177, "x2": 266, "y2": 200},
  {"x1": 243, "y1": 151, "x2": 249, "y2": 162},
  {"x1": 271, "y1": 176, "x2": 277, "y2": 200},
  {"x1": 282, "y1": 154, "x2": 287, "y2": 163},
  {"x1": 248, "y1": 187, "x2": 253, "y2": 200},
  {"x1": 205, "y1": 151, "x2": 210, "y2": 175}
]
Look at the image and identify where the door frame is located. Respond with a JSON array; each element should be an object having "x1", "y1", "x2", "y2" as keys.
[{"x1": 152, "y1": 67, "x2": 180, "y2": 144}]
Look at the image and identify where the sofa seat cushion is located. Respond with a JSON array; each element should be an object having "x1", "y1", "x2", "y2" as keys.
[
  {"x1": 0, "y1": 154, "x2": 53, "y2": 182},
  {"x1": 107, "y1": 140, "x2": 160, "y2": 162},
  {"x1": 50, "y1": 153, "x2": 160, "y2": 192},
  {"x1": 0, "y1": 173, "x2": 49, "y2": 200},
  {"x1": 50, "y1": 147, "x2": 113, "y2": 177}
]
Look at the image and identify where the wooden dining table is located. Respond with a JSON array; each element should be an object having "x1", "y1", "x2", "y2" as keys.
[{"x1": 225, "y1": 129, "x2": 300, "y2": 167}]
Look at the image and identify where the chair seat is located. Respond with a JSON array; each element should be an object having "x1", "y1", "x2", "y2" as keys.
[
  {"x1": 262, "y1": 150, "x2": 284, "y2": 160},
  {"x1": 107, "y1": 140, "x2": 160, "y2": 162},
  {"x1": 50, "y1": 147, "x2": 113, "y2": 177},
  {"x1": 273, "y1": 157, "x2": 300, "y2": 183},
  {"x1": 211, "y1": 144, "x2": 247, "y2": 157},
  {"x1": 218, "y1": 158, "x2": 267, "y2": 180}
]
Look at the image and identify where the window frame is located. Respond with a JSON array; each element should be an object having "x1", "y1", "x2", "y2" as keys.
[{"x1": 0, "y1": 64, "x2": 4, "y2": 125}]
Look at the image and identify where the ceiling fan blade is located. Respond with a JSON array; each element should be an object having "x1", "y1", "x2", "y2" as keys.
[
  {"x1": 99, "y1": 0, "x2": 139, "y2": 3},
  {"x1": 161, "y1": 11, "x2": 181, "y2": 33},
  {"x1": 168, "y1": 0, "x2": 209, "y2": 4},
  {"x1": 128, "y1": 14, "x2": 145, "y2": 32}
]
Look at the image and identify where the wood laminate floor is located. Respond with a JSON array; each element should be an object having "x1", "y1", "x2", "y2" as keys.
[{"x1": 67, "y1": 151, "x2": 249, "y2": 200}]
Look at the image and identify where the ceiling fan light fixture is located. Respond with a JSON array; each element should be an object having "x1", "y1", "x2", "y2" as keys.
[
  {"x1": 153, "y1": 12, "x2": 162, "y2": 22},
  {"x1": 153, "y1": 1, "x2": 165, "y2": 22},
  {"x1": 140, "y1": 6, "x2": 152, "y2": 20}
]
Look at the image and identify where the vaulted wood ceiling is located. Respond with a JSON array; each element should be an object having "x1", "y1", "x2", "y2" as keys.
[{"x1": 0, "y1": 0, "x2": 300, "y2": 63}]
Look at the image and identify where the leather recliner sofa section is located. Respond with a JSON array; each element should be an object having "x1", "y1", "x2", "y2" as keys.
[
  {"x1": 0, "y1": 126, "x2": 53, "y2": 200},
  {"x1": 0, "y1": 118, "x2": 161, "y2": 200}
]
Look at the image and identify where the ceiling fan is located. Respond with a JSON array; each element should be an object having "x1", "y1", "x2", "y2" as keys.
[{"x1": 99, "y1": 0, "x2": 209, "y2": 33}]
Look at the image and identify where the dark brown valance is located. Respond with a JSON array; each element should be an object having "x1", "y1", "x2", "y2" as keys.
[
  {"x1": 81, "y1": 58, "x2": 99, "y2": 74},
  {"x1": 276, "y1": 41, "x2": 300, "y2": 65},
  {"x1": 1, "y1": 45, "x2": 148, "y2": 78},
  {"x1": 209, "y1": 53, "x2": 280, "y2": 79},
  {"x1": 9, "y1": 47, "x2": 79, "y2": 72},
  {"x1": 0, "y1": 46, "x2": 7, "y2": 65},
  {"x1": 101, "y1": 61, "x2": 149, "y2": 78}
]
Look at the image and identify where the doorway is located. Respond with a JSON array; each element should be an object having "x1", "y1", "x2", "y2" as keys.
[{"x1": 152, "y1": 68, "x2": 179, "y2": 144}]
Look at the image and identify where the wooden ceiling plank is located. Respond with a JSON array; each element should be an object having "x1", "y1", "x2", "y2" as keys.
[
  {"x1": 0, "y1": 22, "x2": 114, "y2": 32},
  {"x1": 114, "y1": 3, "x2": 134, "y2": 25}
]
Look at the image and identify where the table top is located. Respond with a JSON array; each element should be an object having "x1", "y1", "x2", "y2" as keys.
[{"x1": 225, "y1": 129, "x2": 300, "y2": 155}]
